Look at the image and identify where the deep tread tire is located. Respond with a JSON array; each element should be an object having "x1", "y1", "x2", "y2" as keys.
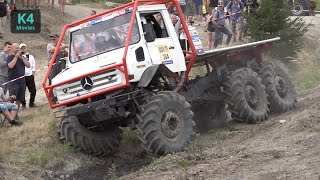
[
  {"x1": 260, "y1": 60, "x2": 297, "y2": 113},
  {"x1": 59, "y1": 116, "x2": 121, "y2": 156},
  {"x1": 191, "y1": 100, "x2": 229, "y2": 133},
  {"x1": 137, "y1": 91, "x2": 195, "y2": 155},
  {"x1": 223, "y1": 68, "x2": 268, "y2": 123}
]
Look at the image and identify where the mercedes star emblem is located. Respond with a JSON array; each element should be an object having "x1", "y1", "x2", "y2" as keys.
[{"x1": 80, "y1": 77, "x2": 94, "y2": 91}]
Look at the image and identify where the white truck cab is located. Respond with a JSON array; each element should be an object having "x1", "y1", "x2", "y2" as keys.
[{"x1": 52, "y1": 5, "x2": 186, "y2": 103}]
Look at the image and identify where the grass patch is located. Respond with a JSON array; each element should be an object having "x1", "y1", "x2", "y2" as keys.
[
  {"x1": 291, "y1": 37, "x2": 320, "y2": 93},
  {"x1": 316, "y1": 0, "x2": 320, "y2": 10},
  {"x1": 177, "y1": 159, "x2": 189, "y2": 169},
  {"x1": 121, "y1": 127, "x2": 140, "y2": 144},
  {"x1": 0, "y1": 105, "x2": 73, "y2": 168},
  {"x1": 25, "y1": 144, "x2": 73, "y2": 167},
  {"x1": 294, "y1": 63, "x2": 320, "y2": 92}
]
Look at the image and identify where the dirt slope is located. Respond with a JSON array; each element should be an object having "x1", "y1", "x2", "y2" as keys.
[
  {"x1": 2, "y1": 85, "x2": 320, "y2": 179},
  {"x1": 119, "y1": 85, "x2": 320, "y2": 180}
]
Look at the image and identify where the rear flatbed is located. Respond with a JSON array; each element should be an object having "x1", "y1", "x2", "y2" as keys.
[{"x1": 193, "y1": 37, "x2": 281, "y2": 67}]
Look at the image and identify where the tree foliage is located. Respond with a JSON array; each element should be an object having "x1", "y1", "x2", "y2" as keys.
[{"x1": 246, "y1": 0, "x2": 308, "y2": 60}]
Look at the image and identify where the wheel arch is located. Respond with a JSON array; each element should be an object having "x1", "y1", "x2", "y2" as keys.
[{"x1": 137, "y1": 64, "x2": 178, "y2": 87}]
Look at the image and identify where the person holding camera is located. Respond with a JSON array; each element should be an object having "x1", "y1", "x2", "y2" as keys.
[
  {"x1": 6, "y1": 43, "x2": 30, "y2": 109},
  {"x1": 20, "y1": 43, "x2": 36, "y2": 108}
]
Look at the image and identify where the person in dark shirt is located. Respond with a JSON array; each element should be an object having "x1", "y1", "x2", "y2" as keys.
[
  {"x1": 0, "y1": 0, "x2": 10, "y2": 39},
  {"x1": 6, "y1": 43, "x2": 30, "y2": 109},
  {"x1": 207, "y1": 0, "x2": 218, "y2": 13}
]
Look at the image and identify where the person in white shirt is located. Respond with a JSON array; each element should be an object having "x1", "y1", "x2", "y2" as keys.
[{"x1": 19, "y1": 43, "x2": 36, "y2": 108}]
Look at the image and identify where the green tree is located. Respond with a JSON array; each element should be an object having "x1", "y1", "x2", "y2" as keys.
[{"x1": 246, "y1": 0, "x2": 308, "y2": 60}]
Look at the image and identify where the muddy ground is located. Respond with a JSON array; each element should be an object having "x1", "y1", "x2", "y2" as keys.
[{"x1": 2, "y1": 84, "x2": 320, "y2": 180}]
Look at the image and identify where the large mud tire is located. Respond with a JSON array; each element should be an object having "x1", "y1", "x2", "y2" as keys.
[
  {"x1": 260, "y1": 60, "x2": 297, "y2": 113},
  {"x1": 191, "y1": 100, "x2": 229, "y2": 133},
  {"x1": 59, "y1": 116, "x2": 121, "y2": 156},
  {"x1": 223, "y1": 68, "x2": 268, "y2": 123},
  {"x1": 137, "y1": 91, "x2": 195, "y2": 155}
]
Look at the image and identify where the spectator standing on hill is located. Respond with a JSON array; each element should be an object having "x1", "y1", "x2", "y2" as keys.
[
  {"x1": 0, "y1": 0, "x2": 10, "y2": 38},
  {"x1": 30, "y1": 0, "x2": 40, "y2": 9},
  {"x1": 47, "y1": 34, "x2": 68, "y2": 84},
  {"x1": 20, "y1": 43, "x2": 36, "y2": 108},
  {"x1": 6, "y1": 43, "x2": 30, "y2": 109},
  {"x1": 6, "y1": 0, "x2": 14, "y2": 10},
  {"x1": 21, "y1": 0, "x2": 30, "y2": 8},
  {"x1": 226, "y1": 0, "x2": 244, "y2": 42},
  {"x1": 59, "y1": 0, "x2": 66, "y2": 15},
  {"x1": 178, "y1": 0, "x2": 187, "y2": 17},
  {"x1": 212, "y1": 2, "x2": 232, "y2": 48},
  {"x1": 47, "y1": 34, "x2": 68, "y2": 65},
  {"x1": 207, "y1": 0, "x2": 218, "y2": 13},
  {"x1": 0, "y1": 41, "x2": 11, "y2": 94},
  {"x1": 193, "y1": 0, "x2": 203, "y2": 22},
  {"x1": 48, "y1": 0, "x2": 54, "y2": 9},
  {"x1": 206, "y1": 8, "x2": 216, "y2": 50}
]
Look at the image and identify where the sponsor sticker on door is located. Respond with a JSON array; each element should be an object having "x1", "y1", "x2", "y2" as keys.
[{"x1": 157, "y1": 45, "x2": 173, "y2": 65}]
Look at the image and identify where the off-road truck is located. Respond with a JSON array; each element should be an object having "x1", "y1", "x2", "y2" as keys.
[{"x1": 43, "y1": 0, "x2": 296, "y2": 156}]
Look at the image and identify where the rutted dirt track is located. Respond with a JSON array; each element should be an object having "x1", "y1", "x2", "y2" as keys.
[
  {"x1": 3, "y1": 85, "x2": 319, "y2": 180},
  {"x1": 38, "y1": 85, "x2": 320, "y2": 180},
  {"x1": 116, "y1": 86, "x2": 320, "y2": 180}
]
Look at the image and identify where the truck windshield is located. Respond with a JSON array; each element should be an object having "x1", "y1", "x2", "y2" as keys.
[{"x1": 69, "y1": 12, "x2": 140, "y2": 63}]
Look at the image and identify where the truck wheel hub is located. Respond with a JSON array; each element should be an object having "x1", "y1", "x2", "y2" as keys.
[
  {"x1": 245, "y1": 85, "x2": 258, "y2": 109},
  {"x1": 275, "y1": 75, "x2": 288, "y2": 98},
  {"x1": 161, "y1": 111, "x2": 182, "y2": 140}
]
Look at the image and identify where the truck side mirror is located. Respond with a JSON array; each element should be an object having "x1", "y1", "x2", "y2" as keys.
[{"x1": 143, "y1": 22, "x2": 156, "y2": 42}]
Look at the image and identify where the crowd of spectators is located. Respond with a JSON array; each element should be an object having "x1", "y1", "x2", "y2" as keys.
[
  {"x1": 169, "y1": 0, "x2": 260, "y2": 50},
  {"x1": 189, "y1": 0, "x2": 259, "y2": 50},
  {"x1": 0, "y1": 41, "x2": 38, "y2": 126}
]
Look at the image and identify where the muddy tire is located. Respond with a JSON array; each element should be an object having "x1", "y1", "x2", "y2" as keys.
[
  {"x1": 260, "y1": 60, "x2": 297, "y2": 113},
  {"x1": 191, "y1": 100, "x2": 229, "y2": 133},
  {"x1": 137, "y1": 91, "x2": 195, "y2": 155},
  {"x1": 59, "y1": 116, "x2": 121, "y2": 156},
  {"x1": 223, "y1": 68, "x2": 268, "y2": 123}
]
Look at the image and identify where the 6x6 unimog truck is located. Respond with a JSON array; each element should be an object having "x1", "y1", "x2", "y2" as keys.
[{"x1": 43, "y1": 0, "x2": 296, "y2": 156}]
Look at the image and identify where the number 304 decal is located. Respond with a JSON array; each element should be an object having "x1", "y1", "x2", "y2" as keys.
[{"x1": 157, "y1": 45, "x2": 173, "y2": 65}]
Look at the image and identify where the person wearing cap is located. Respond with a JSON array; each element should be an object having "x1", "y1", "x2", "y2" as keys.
[
  {"x1": 20, "y1": 43, "x2": 36, "y2": 108},
  {"x1": 6, "y1": 43, "x2": 30, "y2": 109},
  {"x1": 212, "y1": 2, "x2": 232, "y2": 48},
  {"x1": 47, "y1": 34, "x2": 68, "y2": 65},
  {"x1": 47, "y1": 34, "x2": 68, "y2": 84},
  {"x1": 226, "y1": 0, "x2": 244, "y2": 42}
]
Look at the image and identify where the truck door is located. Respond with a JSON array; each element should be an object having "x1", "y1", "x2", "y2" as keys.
[{"x1": 140, "y1": 10, "x2": 186, "y2": 73}]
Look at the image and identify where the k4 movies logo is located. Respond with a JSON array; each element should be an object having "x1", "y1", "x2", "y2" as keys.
[{"x1": 11, "y1": 10, "x2": 41, "y2": 33}]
